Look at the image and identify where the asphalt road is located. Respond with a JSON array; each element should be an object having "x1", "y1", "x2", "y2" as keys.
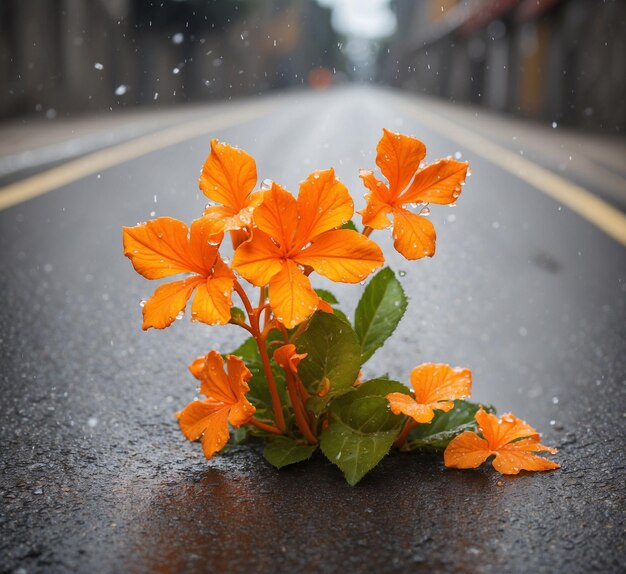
[{"x1": 1, "y1": 86, "x2": 625, "y2": 573}]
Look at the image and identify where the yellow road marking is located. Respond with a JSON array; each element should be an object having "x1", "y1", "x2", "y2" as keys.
[
  {"x1": 396, "y1": 99, "x2": 626, "y2": 247},
  {"x1": 0, "y1": 102, "x2": 274, "y2": 211}
]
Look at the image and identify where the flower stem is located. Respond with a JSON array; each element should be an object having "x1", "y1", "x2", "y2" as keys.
[
  {"x1": 362, "y1": 225, "x2": 373, "y2": 238},
  {"x1": 284, "y1": 371, "x2": 318, "y2": 445},
  {"x1": 256, "y1": 330, "x2": 287, "y2": 433},
  {"x1": 249, "y1": 418, "x2": 282, "y2": 435},
  {"x1": 234, "y1": 280, "x2": 254, "y2": 316},
  {"x1": 234, "y1": 279, "x2": 286, "y2": 433},
  {"x1": 394, "y1": 418, "x2": 416, "y2": 448}
]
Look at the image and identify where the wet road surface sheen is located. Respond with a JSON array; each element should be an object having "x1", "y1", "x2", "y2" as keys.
[{"x1": 1, "y1": 86, "x2": 624, "y2": 573}]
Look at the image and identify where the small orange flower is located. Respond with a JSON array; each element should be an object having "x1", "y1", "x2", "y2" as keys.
[
  {"x1": 123, "y1": 216, "x2": 234, "y2": 329},
  {"x1": 359, "y1": 129, "x2": 468, "y2": 260},
  {"x1": 444, "y1": 408, "x2": 560, "y2": 474},
  {"x1": 199, "y1": 139, "x2": 263, "y2": 246},
  {"x1": 232, "y1": 169, "x2": 384, "y2": 328},
  {"x1": 273, "y1": 343, "x2": 307, "y2": 375},
  {"x1": 386, "y1": 363, "x2": 472, "y2": 423},
  {"x1": 177, "y1": 351, "x2": 255, "y2": 460}
]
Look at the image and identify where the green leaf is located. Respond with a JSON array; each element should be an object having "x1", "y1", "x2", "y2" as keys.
[
  {"x1": 231, "y1": 425, "x2": 252, "y2": 444},
  {"x1": 263, "y1": 437, "x2": 317, "y2": 469},
  {"x1": 229, "y1": 306, "x2": 247, "y2": 324},
  {"x1": 405, "y1": 400, "x2": 496, "y2": 451},
  {"x1": 341, "y1": 220, "x2": 358, "y2": 232},
  {"x1": 315, "y1": 289, "x2": 339, "y2": 305},
  {"x1": 331, "y1": 308, "x2": 351, "y2": 325},
  {"x1": 319, "y1": 379, "x2": 409, "y2": 485},
  {"x1": 296, "y1": 311, "x2": 361, "y2": 395},
  {"x1": 355, "y1": 267, "x2": 408, "y2": 363}
]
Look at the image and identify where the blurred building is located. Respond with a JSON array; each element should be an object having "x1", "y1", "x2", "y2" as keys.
[
  {"x1": 382, "y1": 0, "x2": 626, "y2": 133},
  {"x1": 0, "y1": 0, "x2": 344, "y2": 119}
]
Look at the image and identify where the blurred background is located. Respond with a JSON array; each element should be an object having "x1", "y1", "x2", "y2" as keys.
[{"x1": 1, "y1": 0, "x2": 624, "y2": 133}]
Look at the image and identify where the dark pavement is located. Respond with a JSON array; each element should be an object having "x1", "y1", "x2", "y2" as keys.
[{"x1": 1, "y1": 86, "x2": 625, "y2": 573}]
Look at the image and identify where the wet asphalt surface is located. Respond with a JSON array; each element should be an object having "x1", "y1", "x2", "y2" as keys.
[{"x1": 1, "y1": 86, "x2": 625, "y2": 573}]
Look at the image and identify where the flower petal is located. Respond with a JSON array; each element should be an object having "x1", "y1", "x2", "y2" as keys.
[
  {"x1": 391, "y1": 207, "x2": 436, "y2": 260},
  {"x1": 232, "y1": 229, "x2": 283, "y2": 286},
  {"x1": 358, "y1": 196, "x2": 393, "y2": 230},
  {"x1": 268, "y1": 259, "x2": 319, "y2": 328},
  {"x1": 142, "y1": 276, "x2": 203, "y2": 330},
  {"x1": 199, "y1": 139, "x2": 257, "y2": 210},
  {"x1": 295, "y1": 229, "x2": 384, "y2": 283},
  {"x1": 225, "y1": 354, "x2": 253, "y2": 394},
  {"x1": 386, "y1": 392, "x2": 436, "y2": 423},
  {"x1": 198, "y1": 350, "x2": 239, "y2": 404},
  {"x1": 191, "y1": 280, "x2": 232, "y2": 326},
  {"x1": 254, "y1": 183, "x2": 298, "y2": 251},
  {"x1": 199, "y1": 407, "x2": 232, "y2": 459},
  {"x1": 296, "y1": 169, "x2": 354, "y2": 244},
  {"x1": 476, "y1": 408, "x2": 540, "y2": 450},
  {"x1": 191, "y1": 258, "x2": 235, "y2": 325},
  {"x1": 189, "y1": 217, "x2": 221, "y2": 271},
  {"x1": 224, "y1": 355, "x2": 255, "y2": 427},
  {"x1": 188, "y1": 356, "x2": 205, "y2": 380},
  {"x1": 177, "y1": 399, "x2": 228, "y2": 441},
  {"x1": 443, "y1": 431, "x2": 492, "y2": 469},
  {"x1": 376, "y1": 128, "x2": 426, "y2": 196},
  {"x1": 200, "y1": 206, "x2": 234, "y2": 239},
  {"x1": 501, "y1": 438, "x2": 558, "y2": 455},
  {"x1": 409, "y1": 363, "x2": 472, "y2": 405},
  {"x1": 491, "y1": 448, "x2": 560, "y2": 475},
  {"x1": 399, "y1": 159, "x2": 468, "y2": 205},
  {"x1": 273, "y1": 344, "x2": 308, "y2": 375},
  {"x1": 123, "y1": 217, "x2": 204, "y2": 279},
  {"x1": 359, "y1": 168, "x2": 394, "y2": 206}
]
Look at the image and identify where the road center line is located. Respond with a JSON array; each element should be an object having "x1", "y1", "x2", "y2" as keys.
[
  {"x1": 0, "y1": 102, "x2": 274, "y2": 211},
  {"x1": 395, "y1": 99, "x2": 626, "y2": 247}
]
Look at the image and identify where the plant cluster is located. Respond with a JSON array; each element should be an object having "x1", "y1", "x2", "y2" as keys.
[{"x1": 123, "y1": 129, "x2": 559, "y2": 485}]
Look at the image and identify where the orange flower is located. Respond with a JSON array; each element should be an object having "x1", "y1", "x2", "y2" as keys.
[
  {"x1": 123, "y1": 216, "x2": 234, "y2": 329},
  {"x1": 444, "y1": 408, "x2": 560, "y2": 474},
  {"x1": 359, "y1": 129, "x2": 468, "y2": 260},
  {"x1": 177, "y1": 351, "x2": 255, "y2": 460},
  {"x1": 386, "y1": 363, "x2": 472, "y2": 423},
  {"x1": 273, "y1": 343, "x2": 307, "y2": 375},
  {"x1": 199, "y1": 139, "x2": 263, "y2": 246},
  {"x1": 232, "y1": 169, "x2": 384, "y2": 328}
]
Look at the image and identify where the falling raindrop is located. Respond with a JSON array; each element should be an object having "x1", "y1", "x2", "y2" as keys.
[
  {"x1": 172, "y1": 32, "x2": 184, "y2": 45},
  {"x1": 115, "y1": 85, "x2": 128, "y2": 96},
  {"x1": 94, "y1": 62, "x2": 104, "y2": 70}
]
